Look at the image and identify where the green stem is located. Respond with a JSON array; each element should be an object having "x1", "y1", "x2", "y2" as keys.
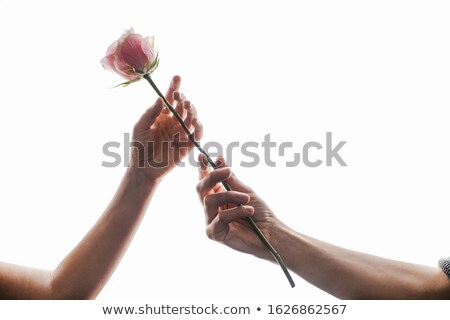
[{"x1": 143, "y1": 74, "x2": 295, "y2": 288}]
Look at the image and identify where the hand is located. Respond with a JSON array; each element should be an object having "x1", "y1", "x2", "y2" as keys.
[
  {"x1": 196, "y1": 154, "x2": 280, "y2": 260},
  {"x1": 131, "y1": 75, "x2": 203, "y2": 183}
]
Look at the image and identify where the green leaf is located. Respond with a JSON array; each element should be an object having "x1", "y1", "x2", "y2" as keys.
[{"x1": 113, "y1": 78, "x2": 141, "y2": 88}]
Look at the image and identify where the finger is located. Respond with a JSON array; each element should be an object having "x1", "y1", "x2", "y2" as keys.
[
  {"x1": 184, "y1": 101, "x2": 198, "y2": 129},
  {"x1": 215, "y1": 156, "x2": 254, "y2": 193},
  {"x1": 133, "y1": 98, "x2": 164, "y2": 132},
  {"x1": 192, "y1": 118, "x2": 203, "y2": 142},
  {"x1": 215, "y1": 155, "x2": 227, "y2": 169},
  {"x1": 198, "y1": 153, "x2": 223, "y2": 195},
  {"x1": 198, "y1": 153, "x2": 210, "y2": 180},
  {"x1": 196, "y1": 167, "x2": 232, "y2": 202},
  {"x1": 204, "y1": 191, "x2": 250, "y2": 223},
  {"x1": 173, "y1": 91, "x2": 186, "y2": 119},
  {"x1": 165, "y1": 75, "x2": 181, "y2": 105},
  {"x1": 206, "y1": 205, "x2": 254, "y2": 242}
]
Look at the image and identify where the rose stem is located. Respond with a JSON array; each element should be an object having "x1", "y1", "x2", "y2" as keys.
[{"x1": 143, "y1": 74, "x2": 295, "y2": 288}]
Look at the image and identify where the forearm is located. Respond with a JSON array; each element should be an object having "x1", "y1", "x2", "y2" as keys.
[
  {"x1": 49, "y1": 168, "x2": 157, "y2": 299},
  {"x1": 270, "y1": 223, "x2": 450, "y2": 299},
  {"x1": 0, "y1": 262, "x2": 53, "y2": 299}
]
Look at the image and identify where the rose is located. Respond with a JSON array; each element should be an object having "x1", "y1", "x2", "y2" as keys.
[
  {"x1": 101, "y1": 28, "x2": 159, "y2": 85},
  {"x1": 101, "y1": 28, "x2": 295, "y2": 288}
]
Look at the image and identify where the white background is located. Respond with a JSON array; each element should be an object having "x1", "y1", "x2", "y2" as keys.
[{"x1": 0, "y1": 0, "x2": 449, "y2": 302}]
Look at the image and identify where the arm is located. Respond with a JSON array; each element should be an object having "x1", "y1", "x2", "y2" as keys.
[
  {"x1": 196, "y1": 155, "x2": 450, "y2": 299},
  {"x1": 0, "y1": 169, "x2": 155, "y2": 300},
  {"x1": 0, "y1": 75, "x2": 202, "y2": 299}
]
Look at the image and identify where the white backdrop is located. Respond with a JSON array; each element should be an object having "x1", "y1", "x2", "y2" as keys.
[{"x1": 0, "y1": 0, "x2": 449, "y2": 300}]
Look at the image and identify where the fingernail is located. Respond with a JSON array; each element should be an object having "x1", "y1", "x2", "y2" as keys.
[
  {"x1": 199, "y1": 154, "x2": 208, "y2": 167},
  {"x1": 237, "y1": 193, "x2": 250, "y2": 203},
  {"x1": 200, "y1": 156, "x2": 207, "y2": 169},
  {"x1": 244, "y1": 206, "x2": 254, "y2": 213}
]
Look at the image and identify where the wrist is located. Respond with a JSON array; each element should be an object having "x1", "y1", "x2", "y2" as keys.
[
  {"x1": 125, "y1": 167, "x2": 160, "y2": 194},
  {"x1": 266, "y1": 220, "x2": 299, "y2": 264},
  {"x1": 249, "y1": 218, "x2": 290, "y2": 262}
]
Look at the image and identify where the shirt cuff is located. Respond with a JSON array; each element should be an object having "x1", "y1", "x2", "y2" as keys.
[{"x1": 438, "y1": 257, "x2": 450, "y2": 279}]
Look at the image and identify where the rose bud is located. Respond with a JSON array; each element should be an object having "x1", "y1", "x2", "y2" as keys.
[{"x1": 101, "y1": 28, "x2": 159, "y2": 85}]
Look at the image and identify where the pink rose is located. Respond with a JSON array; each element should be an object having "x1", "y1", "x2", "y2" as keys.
[{"x1": 101, "y1": 28, "x2": 159, "y2": 83}]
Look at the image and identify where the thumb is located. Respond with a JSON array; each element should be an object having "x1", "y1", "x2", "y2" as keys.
[{"x1": 214, "y1": 156, "x2": 254, "y2": 193}]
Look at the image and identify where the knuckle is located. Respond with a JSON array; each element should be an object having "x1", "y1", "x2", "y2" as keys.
[
  {"x1": 211, "y1": 168, "x2": 225, "y2": 180},
  {"x1": 228, "y1": 171, "x2": 237, "y2": 182},
  {"x1": 217, "y1": 211, "x2": 227, "y2": 223},
  {"x1": 204, "y1": 174, "x2": 216, "y2": 187},
  {"x1": 203, "y1": 194, "x2": 213, "y2": 207},
  {"x1": 205, "y1": 228, "x2": 215, "y2": 240},
  {"x1": 195, "y1": 182, "x2": 202, "y2": 194}
]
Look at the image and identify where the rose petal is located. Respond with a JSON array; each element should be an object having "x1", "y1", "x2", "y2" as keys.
[
  {"x1": 113, "y1": 53, "x2": 137, "y2": 81},
  {"x1": 105, "y1": 40, "x2": 119, "y2": 56},
  {"x1": 101, "y1": 54, "x2": 117, "y2": 72},
  {"x1": 117, "y1": 28, "x2": 135, "y2": 44},
  {"x1": 141, "y1": 36, "x2": 157, "y2": 70},
  {"x1": 101, "y1": 28, "x2": 158, "y2": 82},
  {"x1": 142, "y1": 36, "x2": 155, "y2": 54},
  {"x1": 120, "y1": 34, "x2": 150, "y2": 73}
]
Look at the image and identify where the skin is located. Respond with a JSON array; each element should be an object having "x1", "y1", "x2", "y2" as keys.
[
  {"x1": 0, "y1": 75, "x2": 203, "y2": 299},
  {"x1": 196, "y1": 154, "x2": 450, "y2": 299}
]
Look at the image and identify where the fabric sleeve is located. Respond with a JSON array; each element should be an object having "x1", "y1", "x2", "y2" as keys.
[{"x1": 438, "y1": 257, "x2": 450, "y2": 279}]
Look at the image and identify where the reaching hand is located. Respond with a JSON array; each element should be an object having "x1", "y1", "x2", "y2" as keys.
[
  {"x1": 131, "y1": 75, "x2": 203, "y2": 183},
  {"x1": 196, "y1": 154, "x2": 281, "y2": 260}
]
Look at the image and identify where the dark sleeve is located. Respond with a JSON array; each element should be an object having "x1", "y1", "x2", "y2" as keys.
[{"x1": 438, "y1": 257, "x2": 450, "y2": 279}]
